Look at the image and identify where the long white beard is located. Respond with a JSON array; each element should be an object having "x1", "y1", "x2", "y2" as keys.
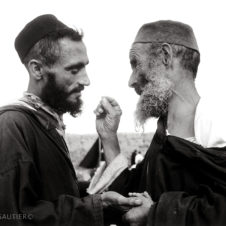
[{"x1": 135, "y1": 76, "x2": 173, "y2": 128}]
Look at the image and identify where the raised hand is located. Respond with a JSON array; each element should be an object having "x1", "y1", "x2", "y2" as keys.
[
  {"x1": 123, "y1": 191, "x2": 153, "y2": 226},
  {"x1": 94, "y1": 96, "x2": 122, "y2": 139}
]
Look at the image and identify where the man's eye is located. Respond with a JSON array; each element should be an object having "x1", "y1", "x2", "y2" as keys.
[
  {"x1": 71, "y1": 69, "x2": 79, "y2": 75},
  {"x1": 131, "y1": 60, "x2": 137, "y2": 69}
]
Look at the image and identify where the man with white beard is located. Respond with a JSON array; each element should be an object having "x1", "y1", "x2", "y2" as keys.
[{"x1": 89, "y1": 20, "x2": 226, "y2": 226}]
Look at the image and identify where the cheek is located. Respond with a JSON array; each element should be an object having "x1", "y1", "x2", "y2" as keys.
[
  {"x1": 137, "y1": 72, "x2": 149, "y2": 87},
  {"x1": 58, "y1": 74, "x2": 76, "y2": 90},
  {"x1": 146, "y1": 68, "x2": 164, "y2": 84}
]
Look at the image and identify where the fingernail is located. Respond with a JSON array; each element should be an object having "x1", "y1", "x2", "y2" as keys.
[{"x1": 134, "y1": 199, "x2": 142, "y2": 204}]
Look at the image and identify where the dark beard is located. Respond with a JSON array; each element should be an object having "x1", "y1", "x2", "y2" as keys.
[
  {"x1": 135, "y1": 75, "x2": 173, "y2": 127},
  {"x1": 40, "y1": 72, "x2": 83, "y2": 117}
]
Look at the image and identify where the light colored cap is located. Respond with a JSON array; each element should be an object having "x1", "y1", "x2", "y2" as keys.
[{"x1": 134, "y1": 20, "x2": 199, "y2": 52}]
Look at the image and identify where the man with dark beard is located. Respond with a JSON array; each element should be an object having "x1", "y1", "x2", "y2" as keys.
[
  {"x1": 90, "y1": 20, "x2": 226, "y2": 226},
  {"x1": 0, "y1": 14, "x2": 143, "y2": 226}
]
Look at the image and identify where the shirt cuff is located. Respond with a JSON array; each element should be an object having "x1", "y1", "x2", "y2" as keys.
[{"x1": 87, "y1": 153, "x2": 128, "y2": 194}]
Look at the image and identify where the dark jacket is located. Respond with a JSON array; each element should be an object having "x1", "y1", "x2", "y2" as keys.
[
  {"x1": 110, "y1": 117, "x2": 226, "y2": 226},
  {"x1": 0, "y1": 105, "x2": 103, "y2": 226}
]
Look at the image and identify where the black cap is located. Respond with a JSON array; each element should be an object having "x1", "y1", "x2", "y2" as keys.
[{"x1": 15, "y1": 14, "x2": 70, "y2": 62}]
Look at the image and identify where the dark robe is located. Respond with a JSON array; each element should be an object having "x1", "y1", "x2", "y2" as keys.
[
  {"x1": 0, "y1": 105, "x2": 103, "y2": 226},
  {"x1": 110, "y1": 117, "x2": 226, "y2": 226}
]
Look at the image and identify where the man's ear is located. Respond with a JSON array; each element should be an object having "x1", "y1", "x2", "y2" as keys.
[
  {"x1": 27, "y1": 59, "x2": 44, "y2": 80},
  {"x1": 161, "y1": 43, "x2": 173, "y2": 67}
]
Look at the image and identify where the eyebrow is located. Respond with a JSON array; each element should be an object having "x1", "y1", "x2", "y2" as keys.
[
  {"x1": 64, "y1": 61, "x2": 89, "y2": 71},
  {"x1": 129, "y1": 49, "x2": 137, "y2": 59}
]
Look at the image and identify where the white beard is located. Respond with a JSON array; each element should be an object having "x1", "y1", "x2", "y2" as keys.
[{"x1": 135, "y1": 74, "x2": 173, "y2": 128}]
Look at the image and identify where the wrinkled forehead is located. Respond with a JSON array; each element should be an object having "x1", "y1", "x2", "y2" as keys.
[
  {"x1": 59, "y1": 39, "x2": 87, "y2": 53},
  {"x1": 129, "y1": 43, "x2": 150, "y2": 60}
]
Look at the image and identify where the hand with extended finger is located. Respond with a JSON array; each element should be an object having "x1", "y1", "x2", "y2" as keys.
[
  {"x1": 123, "y1": 191, "x2": 153, "y2": 226},
  {"x1": 94, "y1": 97, "x2": 122, "y2": 139}
]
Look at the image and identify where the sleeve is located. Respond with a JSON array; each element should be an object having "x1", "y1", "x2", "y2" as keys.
[
  {"x1": 148, "y1": 186, "x2": 226, "y2": 226},
  {"x1": 0, "y1": 111, "x2": 104, "y2": 226},
  {"x1": 87, "y1": 151, "x2": 145, "y2": 196},
  {"x1": 87, "y1": 154, "x2": 129, "y2": 194}
]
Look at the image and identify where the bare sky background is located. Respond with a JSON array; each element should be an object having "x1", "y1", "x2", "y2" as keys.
[{"x1": 0, "y1": 0, "x2": 226, "y2": 134}]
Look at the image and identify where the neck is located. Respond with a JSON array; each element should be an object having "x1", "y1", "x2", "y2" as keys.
[
  {"x1": 167, "y1": 74, "x2": 200, "y2": 138},
  {"x1": 27, "y1": 82, "x2": 42, "y2": 99}
]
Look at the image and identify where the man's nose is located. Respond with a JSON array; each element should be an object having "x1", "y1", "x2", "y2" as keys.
[
  {"x1": 79, "y1": 70, "x2": 90, "y2": 86},
  {"x1": 128, "y1": 72, "x2": 137, "y2": 88}
]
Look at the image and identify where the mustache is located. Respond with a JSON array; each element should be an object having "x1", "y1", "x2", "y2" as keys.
[
  {"x1": 134, "y1": 85, "x2": 143, "y2": 95},
  {"x1": 46, "y1": 72, "x2": 85, "y2": 95}
]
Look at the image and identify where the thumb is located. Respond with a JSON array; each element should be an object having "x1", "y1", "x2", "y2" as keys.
[
  {"x1": 101, "y1": 97, "x2": 114, "y2": 114},
  {"x1": 143, "y1": 191, "x2": 151, "y2": 199}
]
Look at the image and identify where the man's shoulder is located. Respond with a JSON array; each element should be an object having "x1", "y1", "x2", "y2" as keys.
[
  {"x1": 0, "y1": 104, "x2": 35, "y2": 125},
  {"x1": 195, "y1": 97, "x2": 226, "y2": 147},
  {"x1": 196, "y1": 97, "x2": 226, "y2": 118}
]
